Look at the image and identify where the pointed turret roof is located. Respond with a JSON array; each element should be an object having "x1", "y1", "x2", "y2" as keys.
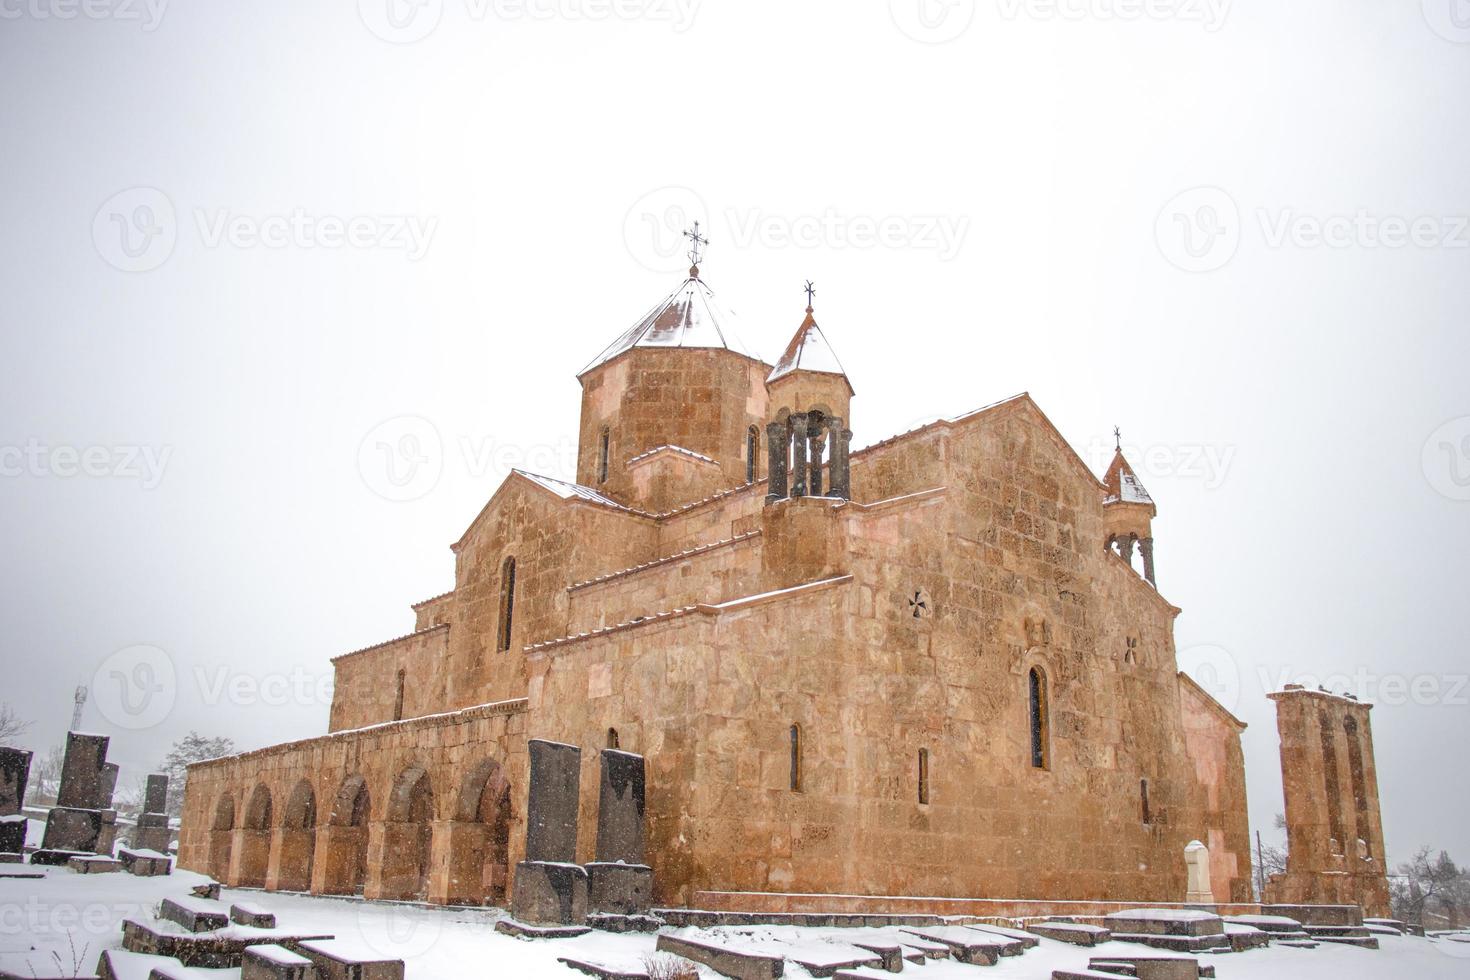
[
  {"x1": 767, "y1": 307, "x2": 852, "y2": 392},
  {"x1": 1103, "y1": 449, "x2": 1155, "y2": 507},
  {"x1": 580, "y1": 270, "x2": 755, "y2": 376}
]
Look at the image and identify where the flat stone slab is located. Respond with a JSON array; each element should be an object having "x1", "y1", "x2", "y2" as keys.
[
  {"x1": 655, "y1": 933, "x2": 785, "y2": 979},
  {"x1": 230, "y1": 903, "x2": 278, "y2": 929},
  {"x1": 586, "y1": 912, "x2": 665, "y2": 933},
  {"x1": 1363, "y1": 917, "x2": 1406, "y2": 933},
  {"x1": 118, "y1": 848, "x2": 172, "y2": 877},
  {"x1": 97, "y1": 948, "x2": 181, "y2": 980},
  {"x1": 1089, "y1": 955, "x2": 1205, "y2": 979},
  {"x1": 121, "y1": 916, "x2": 333, "y2": 969},
  {"x1": 1260, "y1": 904, "x2": 1362, "y2": 927},
  {"x1": 1103, "y1": 909, "x2": 1224, "y2": 938},
  {"x1": 1030, "y1": 921, "x2": 1113, "y2": 946},
  {"x1": 159, "y1": 897, "x2": 229, "y2": 933},
  {"x1": 189, "y1": 881, "x2": 222, "y2": 901},
  {"x1": 298, "y1": 939, "x2": 404, "y2": 980},
  {"x1": 494, "y1": 918, "x2": 592, "y2": 940},
  {"x1": 30, "y1": 848, "x2": 91, "y2": 866},
  {"x1": 899, "y1": 927, "x2": 1019, "y2": 965},
  {"x1": 964, "y1": 922, "x2": 1039, "y2": 949},
  {"x1": 558, "y1": 955, "x2": 651, "y2": 980},
  {"x1": 68, "y1": 855, "x2": 122, "y2": 874},
  {"x1": 241, "y1": 944, "x2": 314, "y2": 980}
]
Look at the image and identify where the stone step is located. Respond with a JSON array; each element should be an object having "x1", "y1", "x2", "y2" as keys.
[
  {"x1": 1363, "y1": 917, "x2": 1406, "y2": 934},
  {"x1": 230, "y1": 903, "x2": 277, "y2": 929},
  {"x1": 241, "y1": 944, "x2": 315, "y2": 980},
  {"x1": 963, "y1": 923, "x2": 1039, "y2": 950},
  {"x1": 68, "y1": 855, "x2": 122, "y2": 875},
  {"x1": 899, "y1": 926, "x2": 1022, "y2": 965},
  {"x1": 495, "y1": 919, "x2": 592, "y2": 940},
  {"x1": 558, "y1": 955, "x2": 650, "y2": 980},
  {"x1": 1088, "y1": 955, "x2": 1212, "y2": 979},
  {"x1": 158, "y1": 897, "x2": 229, "y2": 934}
]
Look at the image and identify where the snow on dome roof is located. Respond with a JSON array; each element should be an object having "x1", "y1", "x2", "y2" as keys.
[
  {"x1": 581, "y1": 275, "x2": 755, "y2": 375},
  {"x1": 767, "y1": 309, "x2": 850, "y2": 385},
  {"x1": 1103, "y1": 450, "x2": 1154, "y2": 506}
]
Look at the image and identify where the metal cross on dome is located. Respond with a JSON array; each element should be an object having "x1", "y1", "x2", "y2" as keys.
[
  {"x1": 804, "y1": 280, "x2": 816, "y2": 308},
  {"x1": 1114, "y1": 425, "x2": 1122, "y2": 451},
  {"x1": 684, "y1": 221, "x2": 708, "y2": 268}
]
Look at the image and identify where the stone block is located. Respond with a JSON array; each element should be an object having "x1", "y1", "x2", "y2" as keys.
[
  {"x1": 41, "y1": 806, "x2": 103, "y2": 853},
  {"x1": 230, "y1": 902, "x2": 277, "y2": 928},
  {"x1": 119, "y1": 847, "x2": 172, "y2": 876},
  {"x1": 0, "y1": 815, "x2": 25, "y2": 853},
  {"x1": 586, "y1": 862, "x2": 652, "y2": 915},
  {"x1": 1089, "y1": 955, "x2": 1202, "y2": 980},
  {"x1": 525, "y1": 740, "x2": 580, "y2": 864},
  {"x1": 511, "y1": 860, "x2": 588, "y2": 926},
  {"x1": 1029, "y1": 921, "x2": 1112, "y2": 946},
  {"x1": 1102, "y1": 909, "x2": 1224, "y2": 938},
  {"x1": 1259, "y1": 903, "x2": 1362, "y2": 927},
  {"x1": 595, "y1": 749, "x2": 646, "y2": 865},
  {"x1": 241, "y1": 944, "x2": 316, "y2": 980},
  {"x1": 0, "y1": 747, "x2": 32, "y2": 816},
  {"x1": 298, "y1": 939, "x2": 404, "y2": 980},
  {"x1": 97, "y1": 809, "x2": 119, "y2": 855},
  {"x1": 134, "y1": 817, "x2": 173, "y2": 854},
  {"x1": 655, "y1": 934, "x2": 784, "y2": 980},
  {"x1": 0, "y1": 851, "x2": 22, "y2": 863},
  {"x1": 145, "y1": 774, "x2": 170, "y2": 816},
  {"x1": 68, "y1": 854, "x2": 122, "y2": 874},
  {"x1": 159, "y1": 896, "x2": 229, "y2": 933},
  {"x1": 56, "y1": 732, "x2": 110, "y2": 809},
  {"x1": 99, "y1": 763, "x2": 120, "y2": 808},
  {"x1": 190, "y1": 881, "x2": 222, "y2": 900}
]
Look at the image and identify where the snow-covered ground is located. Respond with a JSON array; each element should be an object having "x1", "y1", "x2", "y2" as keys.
[{"x1": 1, "y1": 864, "x2": 1468, "y2": 978}]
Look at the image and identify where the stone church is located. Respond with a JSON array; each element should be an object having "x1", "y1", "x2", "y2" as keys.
[{"x1": 179, "y1": 247, "x2": 1266, "y2": 912}]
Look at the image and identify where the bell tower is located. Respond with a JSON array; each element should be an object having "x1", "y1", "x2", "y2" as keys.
[
  {"x1": 764, "y1": 284, "x2": 854, "y2": 502},
  {"x1": 1103, "y1": 430, "x2": 1158, "y2": 585}
]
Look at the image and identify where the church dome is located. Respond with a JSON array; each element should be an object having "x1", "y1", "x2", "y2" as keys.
[{"x1": 580, "y1": 274, "x2": 754, "y2": 377}]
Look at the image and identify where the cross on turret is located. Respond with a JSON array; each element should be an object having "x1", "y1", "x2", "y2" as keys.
[
  {"x1": 684, "y1": 221, "x2": 708, "y2": 274},
  {"x1": 804, "y1": 280, "x2": 816, "y2": 310}
]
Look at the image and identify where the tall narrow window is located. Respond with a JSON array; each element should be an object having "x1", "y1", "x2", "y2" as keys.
[
  {"x1": 497, "y1": 557, "x2": 517, "y2": 653},
  {"x1": 789, "y1": 724, "x2": 802, "y2": 792},
  {"x1": 598, "y1": 428, "x2": 610, "y2": 484},
  {"x1": 1319, "y1": 714, "x2": 1345, "y2": 850},
  {"x1": 1140, "y1": 778, "x2": 1152, "y2": 825},
  {"x1": 393, "y1": 669, "x2": 406, "y2": 721},
  {"x1": 1029, "y1": 667, "x2": 1050, "y2": 769},
  {"x1": 918, "y1": 748, "x2": 930, "y2": 804},
  {"x1": 1344, "y1": 717, "x2": 1370, "y2": 846},
  {"x1": 607, "y1": 728, "x2": 620, "y2": 749},
  {"x1": 747, "y1": 425, "x2": 760, "y2": 483}
]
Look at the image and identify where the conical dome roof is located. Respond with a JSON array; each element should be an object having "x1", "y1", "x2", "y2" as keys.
[
  {"x1": 1103, "y1": 449, "x2": 1154, "y2": 506},
  {"x1": 767, "y1": 308, "x2": 851, "y2": 387},
  {"x1": 581, "y1": 274, "x2": 754, "y2": 376}
]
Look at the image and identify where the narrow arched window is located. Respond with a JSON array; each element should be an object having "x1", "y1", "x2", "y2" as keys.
[
  {"x1": 918, "y1": 748, "x2": 930, "y2": 805},
  {"x1": 393, "y1": 668, "x2": 406, "y2": 721},
  {"x1": 607, "y1": 728, "x2": 620, "y2": 749},
  {"x1": 1029, "y1": 667, "x2": 1049, "y2": 769},
  {"x1": 1140, "y1": 778, "x2": 1152, "y2": 824},
  {"x1": 497, "y1": 557, "x2": 517, "y2": 653},
  {"x1": 747, "y1": 425, "x2": 760, "y2": 483},
  {"x1": 789, "y1": 724, "x2": 802, "y2": 792},
  {"x1": 598, "y1": 428, "x2": 610, "y2": 484}
]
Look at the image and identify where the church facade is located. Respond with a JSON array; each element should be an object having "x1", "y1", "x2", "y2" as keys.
[{"x1": 179, "y1": 254, "x2": 1258, "y2": 911}]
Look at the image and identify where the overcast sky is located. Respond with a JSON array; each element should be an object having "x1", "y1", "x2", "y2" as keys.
[{"x1": 1, "y1": 0, "x2": 1467, "y2": 867}]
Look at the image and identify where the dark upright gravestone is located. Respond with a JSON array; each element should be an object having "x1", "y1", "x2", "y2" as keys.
[
  {"x1": 0, "y1": 748, "x2": 32, "y2": 854},
  {"x1": 587, "y1": 749, "x2": 653, "y2": 915},
  {"x1": 98, "y1": 763, "x2": 120, "y2": 809},
  {"x1": 511, "y1": 739, "x2": 588, "y2": 927},
  {"x1": 56, "y1": 732, "x2": 109, "y2": 809},
  {"x1": 144, "y1": 774, "x2": 168, "y2": 815}
]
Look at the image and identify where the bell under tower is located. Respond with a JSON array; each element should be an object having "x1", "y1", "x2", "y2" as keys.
[{"x1": 763, "y1": 286, "x2": 854, "y2": 502}]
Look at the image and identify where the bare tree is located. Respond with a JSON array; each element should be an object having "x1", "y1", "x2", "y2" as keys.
[
  {"x1": 30, "y1": 744, "x2": 66, "y2": 807},
  {"x1": 159, "y1": 732, "x2": 235, "y2": 817},
  {"x1": 0, "y1": 703, "x2": 30, "y2": 744},
  {"x1": 1392, "y1": 847, "x2": 1469, "y2": 928}
]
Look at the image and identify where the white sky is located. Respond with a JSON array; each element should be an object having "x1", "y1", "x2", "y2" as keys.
[{"x1": 1, "y1": 0, "x2": 1467, "y2": 869}]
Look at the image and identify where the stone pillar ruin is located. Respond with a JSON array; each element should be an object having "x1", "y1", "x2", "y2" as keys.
[
  {"x1": 587, "y1": 749, "x2": 652, "y2": 916},
  {"x1": 1262, "y1": 685, "x2": 1390, "y2": 917},
  {"x1": 55, "y1": 732, "x2": 108, "y2": 809},
  {"x1": 39, "y1": 732, "x2": 114, "y2": 860},
  {"x1": 511, "y1": 739, "x2": 588, "y2": 926},
  {"x1": 0, "y1": 747, "x2": 32, "y2": 855}
]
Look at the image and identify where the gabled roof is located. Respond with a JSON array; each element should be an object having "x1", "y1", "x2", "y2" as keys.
[
  {"x1": 1103, "y1": 450, "x2": 1155, "y2": 507},
  {"x1": 451, "y1": 469, "x2": 653, "y2": 553},
  {"x1": 767, "y1": 308, "x2": 853, "y2": 392},
  {"x1": 580, "y1": 275, "x2": 757, "y2": 376}
]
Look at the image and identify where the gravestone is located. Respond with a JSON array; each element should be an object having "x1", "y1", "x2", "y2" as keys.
[
  {"x1": 0, "y1": 748, "x2": 31, "y2": 854},
  {"x1": 56, "y1": 732, "x2": 110, "y2": 809},
  {"x1": 510, "y1": 739, "x2": 588, "y2": 928},
  {"x1": 525, "y1": 739, "x2": 580, "y2": 863},
  {"x1": 99, "y1": 763, "x2": 120, "y2": 809},
  {"x1": 144, "y1": 774, "x2": 168, "y2": 815},
  {"x1": 1185, "y1": 840, "x2": 1213, "y2": 904},
  {"x1": 587, "y1": 749, "x2": 653, "y2": 915}
]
